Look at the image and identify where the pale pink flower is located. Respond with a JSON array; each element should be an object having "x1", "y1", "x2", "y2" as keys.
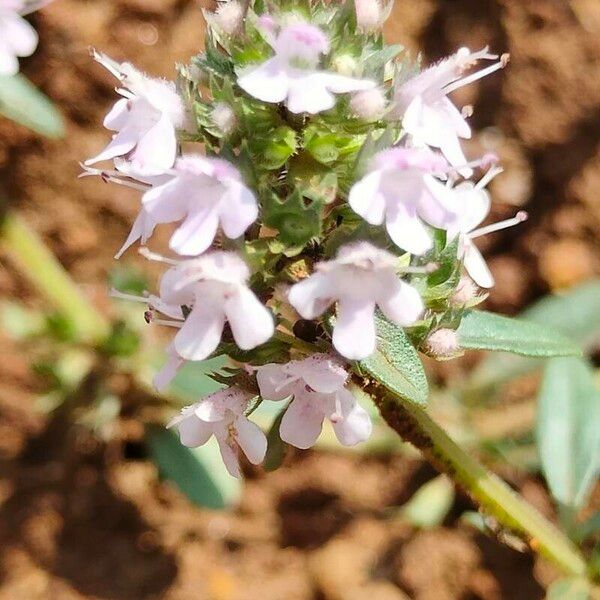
[
  {"x1": 0, "y1": 0, "x2": 41, "y2": 76},
  {"x1": 350, "y1": 87, "x2": 387, "y2": 120},
  {"x1": 446, "y1": 167, "x2": 527, "y2": 289},
  {"x1": 355, "y1": 0, "x2": 381, "y2": 33},
  {"x1": 257, "y1": 354, "x2": 372, "y2": 449},
  {"x1": 348, "y1": 147, "x2": 460, "y2": 255},
  {"x1": 168, "y1": 387, "x2": 267, "y2": 478},
  {"x1": 393, "y1": 47, "x2": 508, "y2": 174},
  {"x1": 115, "y1": 154, "x2": 258, "y2": 258},
  {"x1": 85, "y1": 50, "x2": 188, "y2": 174},
  {"x1": 213, "y1": 0, "x2": 244, "y2": 35},
  {"x1": 237, "y1": 22, "x2": 375, "y2": 114},
  {"x1": 158, "y1": 251, "x2": 274, "y2": 361},
  {"x1": 288, "y1": 242, "x2": 423, "y2": 360}
]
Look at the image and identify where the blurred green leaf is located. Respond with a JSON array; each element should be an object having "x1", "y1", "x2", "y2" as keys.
[
  {"x1": 168, "y1": 356, "x2": 227, "y2": 402},
  {"x1": 398, "y1": 475, "x2": 455, "y2": 529},
  {"x1": 546, "y1": 577, "x2": 592, "y2": 600},
  {"x1": 467, "y1": 280, "x2": 600, "y2": 392},
  {"x1": 536, "y1": 357, "x2": 600, "y2": 511},
  {"x1": 146, "y1": 426, "x2": 241, "y2": 509},
  {"x1": 0, "y1": 301, "x2": 45, "y2": 339},
  {"x1": 263, "y1": 408, "x2": 287, "y2": 472},
  {"x1": 359, "y1": 313, "x2": 429, "y2": 406},
  {"x1": 0, "y1": 74, "x2": 64, "y2": 138},
  {"x1": 458, "y1": 310, "x2": 581, "y2": 357}
]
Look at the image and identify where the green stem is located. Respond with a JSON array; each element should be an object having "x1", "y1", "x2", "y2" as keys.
[
  {"x1": 1, "y1": 212, "x2": 110, "y2": 344},
  {"x1": 371, "y1": 385, "x2": 588, "y2": 578}
]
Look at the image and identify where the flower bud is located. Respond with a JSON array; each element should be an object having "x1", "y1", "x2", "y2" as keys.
[
  {"x1": 423, "y1": 328, "x2": 460, "y2": 358},
  {"x1": 450, "y1": 276, "x2": 479, "y2": 306},
  {"x1": 355, "y1": 0, "x2": 382, "y2": 33},
  {"x1": 214, "y1": 0, "x2": 244, "y2": 35},
  {"x1": 331, "y1": 53, "x2": 358, "y2": 76},
  {"x1": 350, "y1": 87, "x2": 387, "y2": 120},
  {"x1": 211, "y1": 102, "x2": 237, "y2": 135}
]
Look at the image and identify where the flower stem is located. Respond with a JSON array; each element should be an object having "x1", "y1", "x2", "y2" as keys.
[
  {"x1": 371, "y1": 385, "x2": 588, "y2": 578},
  {"x1": 0, "y1": 212, "x2": 110, "y2": 344}
]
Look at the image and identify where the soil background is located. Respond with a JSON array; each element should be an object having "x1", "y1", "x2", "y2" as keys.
[{"x1": 0, "y1": 0, "x2": 599, "y2": 598}]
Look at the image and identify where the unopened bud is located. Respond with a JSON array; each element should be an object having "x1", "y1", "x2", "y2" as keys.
[
  {"x1": 424, "y1": 328, "x2": 460, "y2": 357},
  {"x1": 355, "y1": 0, "x2": 382, "y2": 33},
  {"x1": 211, "y1": 102, "x2": 237, "y2": 135},
  {"x1": 331, "y1": 53, "x2": 358, "y2": 76},
  {"x1": 214, "y1": 1, "x2": 244, "y2": 35},
  {"x1": 350, "y1": 87, "x2": 387, "y2": 121},
  {"x1": 451, "y1": 276, "x2": 479, "y2": 306}
]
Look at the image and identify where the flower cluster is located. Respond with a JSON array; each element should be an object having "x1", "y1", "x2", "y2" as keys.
[
  {"x1": 84, "y1": 0, "x2": 523, "y2": 476},
  {"x1": 0, "y1": 0, "x2": 51, "y2": 76}
]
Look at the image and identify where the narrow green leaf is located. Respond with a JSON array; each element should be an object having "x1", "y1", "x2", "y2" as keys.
[
  {"x1": 457, "y1": 310, "x2": 581, "y2": 357},
  {"x1": 468, "y1": 280, "x2": 600, "y2": 391},
  {"x1": 398, "y1": 475, "x2": 455, "y2": 529},
  {"x1": 0, "y1": 74, "x2": 64, "y2": 138},
  {"x1": 536, "y1": 357, "x2": 600, "y2": 510},
  {"x1": 146, "y1": 426, "x2": 241, "y2": 509},
  {"x1": 546, "y1": 577, "x2": 592, "y2": 600},
  {"x1": 359, "y1": 314, "x2": 428, "y2": 406},
  {"x1": 263, "y1": 408, "x2": 287, "y2": 472}
]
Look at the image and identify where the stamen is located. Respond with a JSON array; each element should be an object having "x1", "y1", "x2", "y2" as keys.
[
  {"x1": 138, "y1": 247, "x2": 180, "y2": 265},
  {"x1": 470, "y1": 211, "x2": 528, "y2": 239},
  {"x1": 78, "y1": 164, "x2": 150, "y2": 192},
  {"x1": 443, "y1": 56, "x2": 509, "y2": 95},
  {"x1": 330, "y1": 394, "x2": 343, "y2": 423},
  {"x1": 476, "y1": 166, "x2": 504, "y2": 190},
  {"x1": 151, "y1": 318, "x2": 183, "y2": 329},
  {"x1": 449, "y1": 153, "x2": 499, "y2": 176},
  {"x1": 461, "y1": 104, "x2": 474, "y2": 118},
  {"x1": 109, "y1": 288, "x2": 149, "y2": 303}
]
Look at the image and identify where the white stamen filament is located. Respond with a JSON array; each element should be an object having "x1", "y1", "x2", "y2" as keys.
[
  {"x1": 476, "y1": 166, "x2": 504, "y2": 190},
  {"x1": 470, "y1": 211, "x2": 528, "y2": 239},
  {"x1": 444, "y1": 56, "x2": 509, "y2": 95},
  {"x1": 138, "y1": 247, "x2": 180, "y2": 265},
  {"x1": 330, "y1": 394, "x2": 343, "y2": 423},
  {"x1": 109, "y1": 288, "x2": 149, "y2": 303},
  {"x1": 151, "y1": 318, "x2": 183, "y2": 329}
]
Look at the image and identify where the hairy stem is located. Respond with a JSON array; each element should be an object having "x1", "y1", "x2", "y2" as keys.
[
  {"x1": 370, "y1": 385, "x2": 588, "y2": 578},
  {"x1": 1, "y1": 212, "x2": 110, "y2": 344}
]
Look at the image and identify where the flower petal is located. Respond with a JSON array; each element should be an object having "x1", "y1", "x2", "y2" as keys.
[
  {"x1": 224, "y1": 286, "x2": 274, "y2": 350},
  {"x1": 348, "y1": 170, "x2": 386, "y2": 225},
  {"x1": 333, "y1": 298, "x2": 376, "y2": 360},
  {"x1": 169, "y1": 410, "x2": 213, "y2": 447},
  {"x1": 378, "y1": 278, "x2": 424, "y2": 326},
  {"x1": 286, "y1": 76, "x2": 336, "y2": 114},
  {"x1": 153, "y1": 349, "x2": 185, "y2": 392},
  {"x1": 330, "y1": 389, "x2": 372, "y2": 446},
  {"x1": 296, "y1": 354, "x2": 348, "y2": 394},
  {"x1": 463, "y1": 239, "x2": 494, "y2": 288},
  {"x1": 288, "y1": 272, "x2": 334, "y2": 320},
  {"x1": 234, "y1": 416, "x2": 267, "y2": 465},
  {"x1": 237, "y1": 57, "x2": 290, "y2": 104},
  {"x1": 169, "y1": 206, "x2": 220, "y2": 256},
  {"x1": 103, "y1": 98, "x2": 130, "y2": 131},
  {"x1": 218, "y1": 180, "x2": 259, "y2": 239},
  {"x1": 316, "y1": 72, "x2": 376, "y2": 94},
  {"x1": 214, "y1": 429, "x2": 242, "y2": 478},
  {"x1": 3, "y1": 13, "x2": 38, "y2": 57},
  {"x1": 256, "y1": 364, "x2": 295, "y2": 401},
  {"x1": 280, "y1": 396, "x2": 324, "y2": 449},
  {"x1": 173, "y1": 301, "x2": 225, "y2": 361},
  {"x1": 84, "y1": 127, "x2": 138, "y2": 165},
  {"x1": 114, "y1": 209, "x2": 156, "y2": 259},
  {"x1": 385, "y1": 201, "x2": 432, "y2": 255},
  {"x1": 130, "y1": 113, "x2": 177, "y2": 173}
]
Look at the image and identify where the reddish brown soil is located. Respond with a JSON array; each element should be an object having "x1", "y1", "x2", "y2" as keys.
[{"x1": 1, "y1": 0, "x2": 599, "y2": 598}]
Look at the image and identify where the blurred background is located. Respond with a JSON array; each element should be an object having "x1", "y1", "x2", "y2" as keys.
[{"x1": 0, "y1": 0, "x2": 599, "y2": 598}]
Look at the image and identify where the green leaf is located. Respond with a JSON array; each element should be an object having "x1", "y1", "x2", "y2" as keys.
[
  {"x1": 359, "y1": 313, "x2": 428, "y2": 406},
  {"x1": 168, "y1": 356, "x2": 227, "y2": 402},
  {"x1": 536, "y1": 357, "x2": 600, "y2": 510},
  {"x1": 146, "y1": 426, "x2": 241, "y2": 509},
  {"x1": 467, "y1": 280, "x2": 600, "y2": 392},
  {"x1": 398, "y1": 475, "x2": 455, "y2": 529},
  {"x1": 263, "y1": 408, "x2": 287, "y2": 472},
  {"x1": 457, "y1": 310, "x2": 581, "y2": 357},
  {"x1": 546, "y1": 577, "x2": 592, "y2": 600},
  {"x1": 0, "y1": 74, "x2": 64, "y2": 138}
]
